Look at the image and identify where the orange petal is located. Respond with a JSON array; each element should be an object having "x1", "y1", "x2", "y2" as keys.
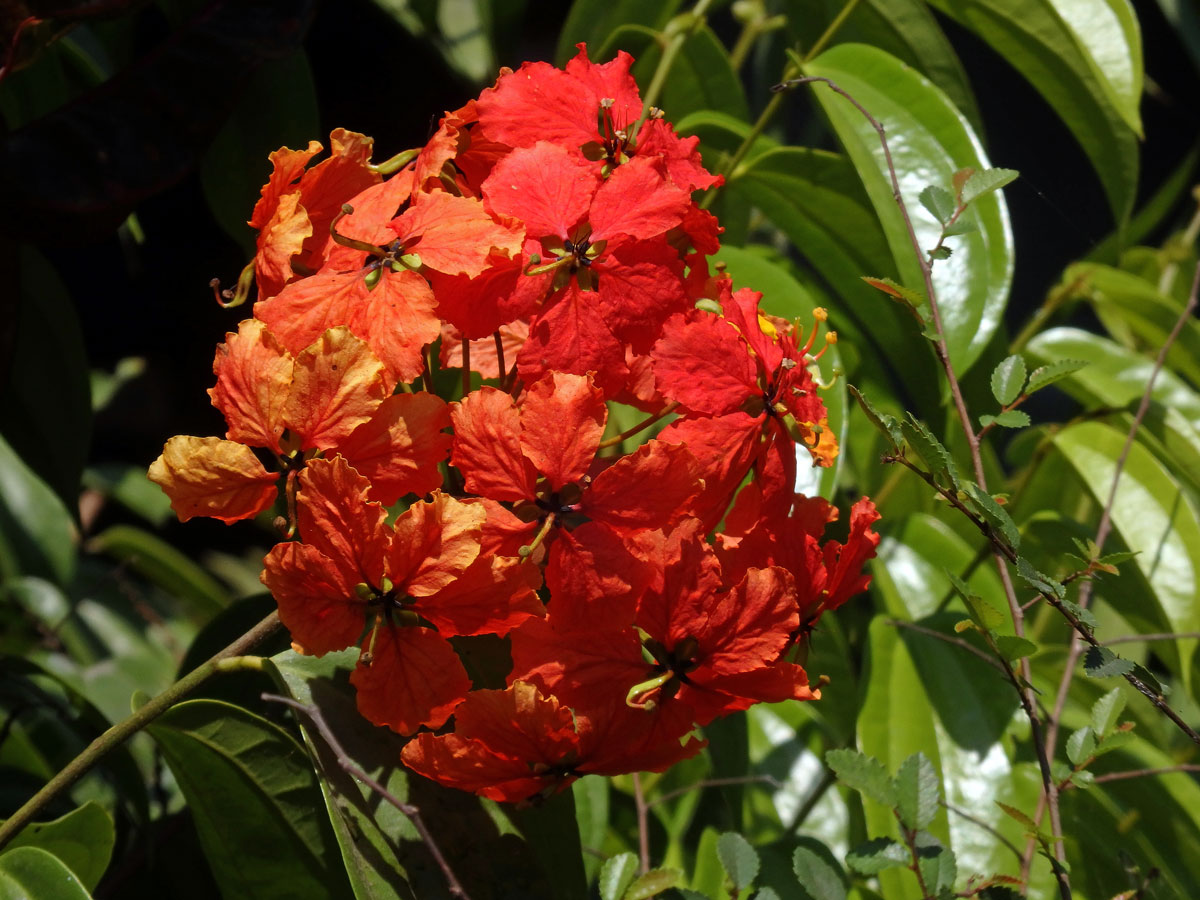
[
  {"x1": 261, "y1": 542, "x2": 365, "y2": 655},
  {"x1": 148, "y1": 435, "x2": 277, "y2": 524},
  {"x1": 351, "y1": 625, "x2": 470, "y2": 734},
  {"x1": 388, "y1": 492, "x2": 485, "y2": 597},
  {"x1": 338, "y1": 392, "x2": 452, "y2": 506},
  {"x1": 208, "y1": 319, "x2": 292, "y2": 452},
  {"x1": 518, "y1": 372, "x2": 606, "y2": 491}
]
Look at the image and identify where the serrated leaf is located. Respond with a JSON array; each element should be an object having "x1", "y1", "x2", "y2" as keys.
[
  {"x1": 825, "y1": 748, "x2": 897, "y2": 808},
  {"x1": 1026, "y1": 359, "x2": 1089, "y2": 394},
  {"x1": 849, "y1": 385, "x2": 904, "y2": 450},
  {"x1": 1068, "y1": 769, "x2": 1096, "y2": 788},
  {"x1": 919, "y1": 185, "x2": 956, "y2": 224},
  {"x1": 1066, "y1": 726, "x2": 1097, "y2": 766},
  {"x1": 624, "y1": 868, "x2": 682, "y2": 900},
  {"x1": 947, "y1": 571, "x2": 1006, "y2": 631},
  {"x1": 1094, "y1": 729, "x2": 1136, "y2": 756},
  {"x1": 961, "y1": 167, "x2": 1019, "y2": 206},
  {"x1": 996, "y1": 801, "x2": 1038, "y2": 830},
  {"x1": 928, "y1": 246, "x2": 953, "y2": 260},
  {"x1": 990, "y1": 354, "x2": 1027, "y2": 406},
  {"x1": 1061, "y1": 597, "x2": 1099, "y2": 631},
  {"x1": 792, "y1": 847, "x2": 846, "y2": 900},
  {"x1": 964, "y1": 483, "x2": 1021, "y2": 550},
  {"x1": 895, "y1": 753, "x2": 940, "y2": 830},
  {"x1": 1091, "y1": 688, "x2": 1127, "y2": 738},
  {"x1": 599, "y1": 853, "x2": 638, "y2": 900},
  {"x1": 0, "y1": 802, "x2": 114, "y2": 891},
  {"x1": 1085, "y1": 646, "x2": 1136, "y2": 679},
  {"x1": 845, "y1": 838, "x2": 909, "y2": 875},
  {"x1": 980, "y1": 410, "x2": 1032, "y2": 429},
  {"x1": 1016, "y1": 557, "x2": 1066, "y2": 599},
  {"x1": 916, "y1": 845, "x2": 957, "y2": 895},
  {"x1": 942, "y1": 218, "x2": 978, "y2": 237},
  {"x1": 754, "y1": 889, "x2": 782, "y2": 900},
  {"x1": 901, "y1": 414, "x2": 960, "y2": 487},
  {"x1": 716, "y1": 833, "x2": 758, "y2": 891},
  {"x1": 994, "y1": 635, "x2": 1038, "y2": 661}
]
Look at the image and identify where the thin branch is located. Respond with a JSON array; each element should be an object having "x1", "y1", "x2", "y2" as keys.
[
  {"x1": 887, "y1": 619, "x2": 1008, "y2": 673},
  {"x1": 1103, "y1": 632, "x2": 1200, "y2": 646},
  {"x1": 1091, "y1": 765, "x2": 1200, "y2": 785},
  {"x1": 632, "y1": 772, "x2": 650, "y2": 876},
  {"x1": 0, "y1": 611, "x2": 281, "y2": 851},
  {"x1": 941, "y1": 799, "x2": 1024, "y2": 863},
  {"x1": 773, "y1": 72, "x2": 1069, "y2": 895},
  {"x1": 597, "y1": 401, "x2": 679, "y2": 450},
  {"x1": 262, "y1": 694, "x2": 472, "y2": 900}
]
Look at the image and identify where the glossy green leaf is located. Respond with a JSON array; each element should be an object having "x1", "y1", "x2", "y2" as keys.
[
  {"x1": 555, "y1": 0, "x2": 682, "y2": 64},
  {"x1": 599, "y1": 853, "x2": 638, "y2": 900},
  {"x1": 925, "y1": 0, "x2": 1141, "y2": 223},
  {"x1": 0, "y1": 434, "x2": 77, "y2": 587},
  {"x1": 87, "y1": 524, "x2": 229, "y2": 622},
  {"x1": 1083, "y1": 645, "x2": 1135, "y2": 679},
  {"x1": 1090, "y1": 688, "x2": 1126, "y2": 737},
  {"x1": 782, "y1": 0, "x2": 983, "y2": 131},
  {"x1": 792, "y1": 846, "x2": 846, "y2": 900},
  {"x1": 894, "y1": 753, "x2": 939, "y2": 830},
  {"x1": 147, "y1": 699, "x2": 349, "y2": 900},
  {"x1": 990, "y1": 355, "x2": 1027, "y2": 406},
  {"x1": 689, "y1": 827, "x2": 725, "y2": 897},
  {"x1": 1, "y1": 803, "x2": 113, "y2": 891},
  {"x1": 572, "y1": 777, "x2": 609, "y2": 884},
  {"x1": 803, "y1": 43, "x2": 1013, "y2": 375},
  {"x1": 0, "y1": 846, "x2": 92, "y2": 900},
  {"x1": 1055, "y1": 421, "x2": 1200, "y2": 692},
  {"x1": 716, "y1": 832, "x2": 759, "y2": 891},
  {"x1": 1025, "y1": 359, "x2": 1089, "y2": 395},
  {"x1": 0, "y1": 247, "x2": 91, "y2": 517}
]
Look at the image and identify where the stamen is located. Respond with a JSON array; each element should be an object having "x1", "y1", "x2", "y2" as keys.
[
  {"x1": 329, "y1": 205, "x2": 389, "y2": 258},
  {"x1": 625, "y1": 672, "x2": 672, "y2": 710},
  {"x1": 210, "y1": 259, "x2": 256, "y2": 309}
]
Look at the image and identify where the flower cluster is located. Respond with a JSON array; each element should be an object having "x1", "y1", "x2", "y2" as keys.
[{"x1": 149, "y1": 45, "x2": 880, "y2": 804}]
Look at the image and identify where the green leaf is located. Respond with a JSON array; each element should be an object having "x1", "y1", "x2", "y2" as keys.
[
  {"x1": 919, "y1": 185, "x2": 955, "y2": 224},
  {"x1": 960, "y1": 167, "x2": 1019, "y2": 206},
  {"x1": 147, "y1": 699, "x2": 349, "y2": 900},
  {"x1": 824, "y1": 749, "x2": 896, "y2": 808},
  {"x1": 803, "y1": 43, "x2": 1013, "y2": 375},
  {"x1": 792, "y1": 846, "x2": 846, "y2": 900},
  {"x1": 0, "y1": 434, "x2": 77, "y2": 586},
  {"x1": 964, "y1": 483, "x2": 1021, "y2": 550},
  {"x1": 849, "y1": 385, "x2": 903, "y2": 449},
  {"x1": 555, "y1": 0, "x2": 682, "y2": 64},
  {"x1": 0, "y1": 803, "x2": 113, "y2": 891},
  {"x1": 901, "y1": 415, "x2": 960, "y2": 487},
  {"x1": 941, "y1": 218, "x2": 978, "y2": 237},
  {"x1": 1084, "y1": 645, "x2": 1135, "y2": 679},
  {"x1": 1066, "y1": 727, "x2": 1096, "y2": 766},
  {"x1": 81, "y1": 463, "x2": 172, "y2": 527},
  {"x1": 0, "y1": 846, "x2": 93, "y2": 900},
  {"x1": 994, "y1": 635, "x2": 1038, "y2": 661},
  {"x1": 996, "y1": 801, "x2": 1038, "y2": 831},
  {"x1": 717, "y1": 832, "x2": 759, "y2": 891},
  {"x1": 755, "y1": 889, "x2": 782, "y2": 900},
  {"x1": 990, "y1": 354, "x2": 1027, "y2": 406},
  {"x1": 624, "y1": 868, "x2": 682, "y2": 900},
  {"x1": 1093, "y1": 729, "x2": 1136, "y2": 757},
  {"x1": 1015, "y1": 557, "x2": 1066, "y2": 600},
  {"x1": 0, "y1": 247, "x2": 92, "y2": 517},
  {"x1": 1055, "y1": 421, "x2": 1200, "y2": 693},
  {"x1": 980, "y1": 410, "x2": 1031, "y2": 429},
  {"x1": 895, "y1": 753, "x2": 939, "y2": 830},
  {"x1": 599, "y1": 853, "x2": 639, "y2": 900},
  {"x1": 916, "y1": 845, "x2": 957, "y2": 896},
  {"x1": 86, "y1": 524, "x2": 229, "y2": 622},
  {"x1": 925, "y1": 0, "x2": 1141, "y2": 223},
  {"x1": 947, "y1": 572, "x2": 1006, "y2": 631},
  {"x1": 1091, "y1": 688, "x2": 1127, "y2": 738},
  {"x1": 845, "y1": 838, "x2": 909, "y2": 876}
]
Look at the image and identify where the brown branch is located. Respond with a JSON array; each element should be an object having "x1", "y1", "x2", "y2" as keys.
[
  {"x1": 632, "y1": 772, "x2": 650, "y2": 876},
  {"x1": 647, "y1": 774, "x2": 783, "y2": 809},
  {"x1": 941, "y1": 799, "x2": 1024, "y2": 863},
  {"x1": 774, "y1": 72, "x2": 1068, "y2": 894},
  {"x1": 1091, "y1": 765, "x2": 1200, "y2": 785},
  {"x1": 262, "y1": 694, "x2": 472, "y2": 900}
]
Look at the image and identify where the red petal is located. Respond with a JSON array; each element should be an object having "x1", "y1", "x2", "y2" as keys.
[
  {"x1": 582, "y1": 440, "x2": 702, "y2": 531},
  {"x1": 589, "y1": 156, "x2": 688, "y2": 243},
  {"x1": 387, "y1": 492, "x2": 485, "y2": 597},
  {"x1": 451, "y1": 387, "x2": 539, "y2": 502},
  {"x1": 254, "y1": 192, "x2": 312, "y2": 299},
  {"x1": 476, "y1": 61, "x2": 601, "y2": 150},
  {"x1": 636, "y1": 120, "x2": 721, "y2": 191},
  {"x1": 339, "y1": 393, "x2": 452, "y2": 505},
  {"x1": 390, "y1": 190, "x2": 524, "y2": 277},
  {"x1": 651, "y1": 311, "x2": 758, "y2": 415},
  {"x1": 593, "y1": 240, "x2": 687, "y2": 352},
  {"x1": 518, "y1": 285, "x2": 629, "y2": 396},
  {"x1": 519, "y1": 372, "x2": 606, "y2": 491},
  {"x1": 564, "y1": 46, "x2": 642, "y2": 133},
  {"x1": 250, "y1": 141, "x2": 321, "y2": 230},
  {"x1": 294, "y1": 456, "x2": 389, "y2": 590},
  {"x1": 418, "y1": 555, "x2": 544, "y2": 637},
  {"x1": 482, "y1": 142, "x2": 599, "y2": 239},
  {"x1": 261, "y1": 542, "x2": 364, "y2": 655},
  {"x1": 352, "y1": 625, "x2": 470, "y2": 733}
]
